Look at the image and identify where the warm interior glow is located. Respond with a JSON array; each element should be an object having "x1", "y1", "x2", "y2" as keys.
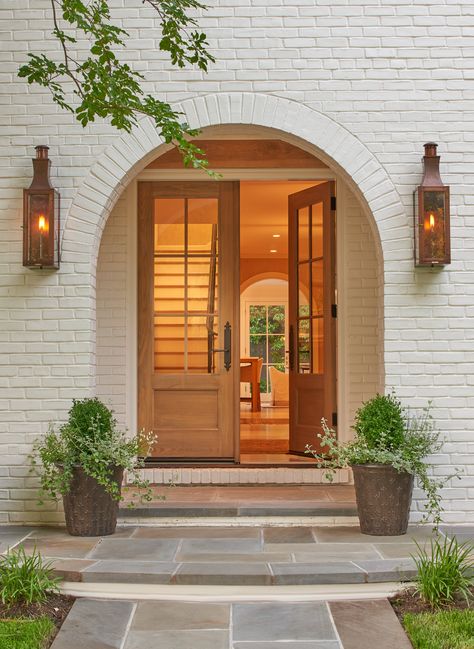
[
  {"x1": 429, "y1": 213, "x2": 435, "y2": 230},
  {"x1": 424, "y1": 212, "x2": 436, "y2": 233},
  {"x1": 38, "y1": 214, "x2": 46, "y2": 232}
]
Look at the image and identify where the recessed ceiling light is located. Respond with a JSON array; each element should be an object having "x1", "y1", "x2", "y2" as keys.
[
  {"x1": 270, "y1": 249, "x2": 277, "y2": 253},
  {"x1": 272, "y1": 234, "x2": 281, "y2": 238}
]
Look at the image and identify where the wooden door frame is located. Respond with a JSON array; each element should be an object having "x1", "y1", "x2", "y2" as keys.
[{"x1": 125, "y1": 170, "x2": 351, "y2": 464}]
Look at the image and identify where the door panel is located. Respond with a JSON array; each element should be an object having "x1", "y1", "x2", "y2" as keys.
[
  {"x1": 138, "y1": 181, "x2": 239, "y2": 460},
  {"x1": 288, "y1": 181, "x2": 336, "y2": 454}
]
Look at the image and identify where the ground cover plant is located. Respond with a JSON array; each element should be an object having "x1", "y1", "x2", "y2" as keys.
[
  {"x1": 403, "y1": 609, "x2": 474, "y2": 649},
  {"x1": 0, "y1": 547, "x2": 73, "y2": 648}
]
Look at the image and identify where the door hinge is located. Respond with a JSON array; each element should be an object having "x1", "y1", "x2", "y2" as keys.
[
  {"x1": 330, "y1": 195, "x2": 337, "y2": 211},
  {"x1": 331, "y1": 303, "x2": 337, "y2": 318},
  {"x1": 332, "y1": 412, "x2": 338, "y2": 427}
]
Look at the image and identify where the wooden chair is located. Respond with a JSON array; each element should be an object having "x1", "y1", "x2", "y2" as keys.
[{"x1": 240, "y1": 357, "x2": 263, "y2": 412}]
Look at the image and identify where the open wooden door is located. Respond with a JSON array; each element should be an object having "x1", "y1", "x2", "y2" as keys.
[
  {"x1": 138, "y1": 181, "x2": 240, "y2": 460},
  {"x1": 288, "y1": 181, "x2": 336, "y2": 454}
]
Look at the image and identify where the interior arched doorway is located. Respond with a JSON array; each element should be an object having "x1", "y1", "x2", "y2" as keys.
[{"x1": 96, "y1": 128, "x2": 384, "y2": 470}]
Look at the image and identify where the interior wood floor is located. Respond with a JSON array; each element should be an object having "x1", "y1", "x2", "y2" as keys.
[{"x1": 239, "y1": 403, "x2": 314, "y2": 464}]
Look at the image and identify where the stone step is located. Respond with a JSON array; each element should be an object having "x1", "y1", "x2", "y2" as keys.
[{"x1": 119, "y1": 502, "x2": 358, "y2": 519}]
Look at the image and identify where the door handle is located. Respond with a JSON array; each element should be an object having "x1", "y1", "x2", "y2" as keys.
[
  {"x1": 289, "y1": 324, "x2": 295, "y2": 371},
  {"x1": 213, "y1": 321, "x2": 232, "y2": 371}
]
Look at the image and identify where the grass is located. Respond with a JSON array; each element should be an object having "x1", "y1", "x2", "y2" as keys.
[
  {"x1": 403, "y1": 609, "x2": 474, "y2": 649},
  {"x1": 0, "y1": 617, "x2": 55, "y2": 649}
]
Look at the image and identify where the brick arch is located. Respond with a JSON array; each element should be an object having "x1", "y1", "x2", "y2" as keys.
[{"x1": 61, "y1": 92, "x2": 408, "y2": 274}]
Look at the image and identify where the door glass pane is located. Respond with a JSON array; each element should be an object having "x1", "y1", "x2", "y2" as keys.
[
  {"x1": 298, "y1": 263, "x2": 310, "y2": 318},
  {"x1": 269, "y1": 335, "x2": 285, "y2": 364},
  {"x1": 260, "y1": 365, "x2": 268, "y2": 393},
  {"x1": 298, "y1": 319, "x2": 310, "y2": 373},
  {"x1": 268, "y1": 305, "x2": 285, "y2": 333},
  {"x1": 311, "y1": 259, "x2": 324, "y2": 316},
  {"x1": 154, "y1": 199, "x2": 185, "y2": 254},
  {"x1": 298, "y1": 206, "x2": 310, "y2": 262},
  {"x1": 311, "y1": 202, "x2": 323, "y2": 259},
  {"x1": 154, "y1": 316, "x2": 185, "y2": 372},
  {"x1": 153, "y1": 196, "x2": 219, "y2": 374},
  {"x1": 250, "y1": 334, "x2": 267, "y2": 362},
  {"x1": 249, "y1": 305, "x2": 267, "y2": 334},
  {"x1": 312, "y1": 317, "x2": 324, "y2": 374},
  {"x1": 154, "y1": 259, "x2": 185, "y2": 313},
  {"x1": 188, "y1": 198, "x2": 218, "y2": 253}
]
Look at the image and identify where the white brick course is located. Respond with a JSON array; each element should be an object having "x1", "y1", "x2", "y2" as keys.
[{"x1": 1, "y1": 0, "x2": 473, "y2": 522}]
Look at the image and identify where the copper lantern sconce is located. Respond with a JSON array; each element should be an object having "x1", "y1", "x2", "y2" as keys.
[
  {"x1": 414, "y1": 142, "x2": 450, "y2": 267},
  {"x1": 23, "y1": 145, "x2": 60, "y2": 269}
]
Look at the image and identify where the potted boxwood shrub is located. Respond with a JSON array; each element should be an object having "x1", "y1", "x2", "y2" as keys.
[
  {"x1": 31, "y1": 398, "x2": 156, "y2": 537},
  {"x1": 307, "y1": 393, "x2": 453, "y2": 535}
]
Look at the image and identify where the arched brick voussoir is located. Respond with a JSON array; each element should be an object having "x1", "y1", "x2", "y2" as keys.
[{"x1": 61, "y1": 92, "x2": 408, "y2": 273}]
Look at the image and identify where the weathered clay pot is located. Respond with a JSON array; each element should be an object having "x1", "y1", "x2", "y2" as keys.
[
  {"x1": 351, "y1": 464, "x2": 414, "y2": 536},
  {"x1": 62, "y1": 466, "x2": 123, "y2": 536}
]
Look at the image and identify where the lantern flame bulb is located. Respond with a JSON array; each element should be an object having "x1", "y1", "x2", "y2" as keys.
[
  {"x1": 38, "y1": 215, "x2": 46, "y2": 233},
  {"x1": 429, "y1": 213, "x2": 435, "y2": 231}
]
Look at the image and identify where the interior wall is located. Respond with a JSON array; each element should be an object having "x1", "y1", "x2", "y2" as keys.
[{"x1": 240, "y1": 258, "x2": 288, "y2": 288}]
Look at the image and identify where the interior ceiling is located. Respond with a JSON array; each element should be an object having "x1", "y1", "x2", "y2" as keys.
[{"x1": 240, "y1": 181, "x2": 322, "y2": 259}]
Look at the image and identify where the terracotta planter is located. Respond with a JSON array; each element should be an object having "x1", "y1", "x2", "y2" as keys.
[
  {"x1": 62, "y1": 465, "x2": 123, "y2": 536},
  {"x1": 351, "y1": 464, "x2": 414, "y2": 536}
]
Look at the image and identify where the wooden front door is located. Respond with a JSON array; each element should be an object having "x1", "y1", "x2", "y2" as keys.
[
  {"x1": 138, "y1": 181, "x2": 239, "y2": 460},
  {"x1": 288, "y1": 182, "x2": 336, "y2": 454}
]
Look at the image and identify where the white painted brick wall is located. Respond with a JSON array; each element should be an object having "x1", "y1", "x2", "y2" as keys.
[{"x1": 1, "y1": 0, "x2": 473, "y2": 522}]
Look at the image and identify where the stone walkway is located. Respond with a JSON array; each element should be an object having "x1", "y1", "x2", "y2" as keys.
[
  {"x1": 5, "y1": 524, "x2": 469, "y2": 586},
  {"x1": 50, "y1": 597, "x2": 412, "y2": 649}
]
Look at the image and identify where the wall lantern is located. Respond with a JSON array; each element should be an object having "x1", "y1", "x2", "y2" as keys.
[
  {"x1": 414, "y1": 142, "x2": 450, "y2": 267},
  {"x1": 23, "y1": 145, "x2": 60, "y2": 269}
]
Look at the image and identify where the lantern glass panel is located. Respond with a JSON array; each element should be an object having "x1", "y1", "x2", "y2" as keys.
[{"x1": 422, "y1": 190, "x2": 446, "y2": 263}]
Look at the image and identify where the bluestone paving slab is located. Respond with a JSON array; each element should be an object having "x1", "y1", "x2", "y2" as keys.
[
  {"x1": 266, "y1": 542, "x2": 380, "y2": 560},
  {"x1": 50, "y1": 558, "x2": 97, "y2": 582},
  {"x1": 50, "y1": 599, "x2": 134, "y2": 649},
  {"x1": 21, "y1": 537, "x2": 100, "y2": 559},
  {"x1": 174, "y1": 562, "x2": 272, "y2": 585},
  {"x1": 82, "y1": 560, "x2": 177, "y2": 584},
  {"x1": 271, "y1": 562, "x2": 365, "y2": 585},
  {"x1": 374, "y1": 542, "x2": 422, "y2": 559},
  {"x1": 263, "y1": 527, "x2": 316, "y2": 543},
  {"x1": 178, "y1": 538, "x2": 262, "y2": 555},
  {"x1": 176, "y1": 551, "x2": 292, "y2": 562},
  {"x1": 232, "y1": 640, "x2": 342, "y2": 649},
  {"x1": 353, "y1": 558, "x2": 417, "y2": 582},
  {"x1": 132, "y1": 601, "x2": 229, "y2": 630},
  {"x1": 124, "y1": 629, "x2": 229, "y2": 649},
  {"x1": 312, "y1": 525, "x2": 434, "y2": 544},
  {"x1": 133, "y1": 526, "x2": 260, "y2": 539},
  {"x1": 233, "y1": 602, "x2": 337, "y2": 642},
  {"x1": 441, "y1": 525, "x2": 474, "y2": 542},
  {"x1": 88, "y1": 538, "x2": 179, "y2": 561},
  {"x1": 329, "y1": 600, "x2": 412, "y2": 649}
]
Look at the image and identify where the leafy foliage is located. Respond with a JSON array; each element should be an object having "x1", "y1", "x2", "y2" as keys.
[
  {"x1": 0, "y1": 618, "x2": 55, "y2": 649},
  {"x1": 0, "y1": 547, "x2": 59, "y2": 608},
  {"x1": 403, "y1": 610, "x2": 474, "y2": 649},
  {"x1": 18, "y1": 0, "x2": 216, "y2": 172},
  {"x1": 31, "y1": 398, "x2": 157, "y2": 504},
  {"x1": 306, "y1": 395, "x2": 459, "y2": 527},
  {"x1": 353, "y1": 392, "x2": 405, "y2": 451},
  {"x1": 412, "y1": 535, "x2": 474, "y2": 607}
]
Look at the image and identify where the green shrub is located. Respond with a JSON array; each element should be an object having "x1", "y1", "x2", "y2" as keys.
[
  {"x1": 0, "y1": 547, "x2": 59, "y2": 608},
  {"x1": 403, "y1": 610, "x2": 474, "y2": 649},
  {"x1": 413, "y1": 535, "x2": 474, "y2": 607},
  {"x1": 31, "y1": 397, "x2": 156, "y2": 504},
  {"x1": 353, "y1": 392, "x2": 405, "y2": 450}
]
